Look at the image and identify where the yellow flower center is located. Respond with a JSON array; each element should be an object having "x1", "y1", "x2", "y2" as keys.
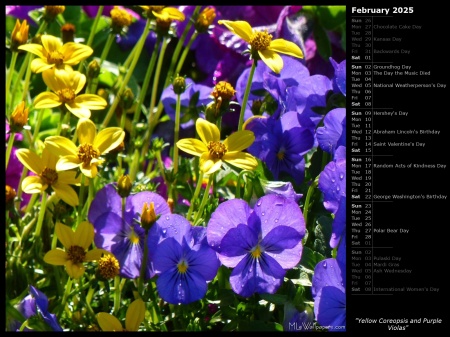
[
  {"x1": 128, "y1": 228, "x2": 140, "y2": 244},
  {"x1": 98, "y1": 254, "x2": 120, "y2": 279},
  {"x1": 47, "y1": 50, "x2": 65, "y2": 67},
  {"x1": 251, "y1": 244, "x2": 262, "y2": 259},
  {"x1": 249, "y1": 31, "x2": 272, "y2": 51},
  {"x1": 207, "y1": 141, "x2": 227, "y2": 159},
  {"x1": 110, "y1": 6, "x2": 133, "y2": 28},
  {"x1": 177, "y1": 259, "x2": 188, "y2": 273},
  {"x1": 67, "y1": 245, "x2": 86, "y2": 264},
  {"x1": 40, "y1": 167, "x2": 59, "y2": 185},
  {"x1": 77, "y1": 143, "x2": 99, "y2": 165},
  {"x1": 58, "y1": 88, "x2": 76, "y2": 103},
  {"x1": 277, "y1": 150, "x2": 285, "y2": 160},
  {"x1": 211, "y1": 81, "x2": 236, "y2": 102}
]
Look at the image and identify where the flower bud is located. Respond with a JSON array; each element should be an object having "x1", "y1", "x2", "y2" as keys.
[
  {"x1": 43, "y1": 6, "x2": 65, "y2": 22},
  {"x1": 61, "y1": 23, "x2": 76, "y2": 43},
  {"x1": 195, "y1": 7, "x2": 216, "y2": 33},
  {"x1": 172, "y1": 76, "x2": 186, "y2": 95},
  {"x1": 117, "y1": 174, "x2": 132, "y2": 198},
  {"x1": 6, "y1": 185, "x2": 16, "y2": 205},
  {"x1": 140, "y1": 202, "x2": 157, "y2": 230},
  {"x1": 122, "y1": 88, "x2": 135, "y2": 110},
  {"x1": 9, "y1": 101, "x2": 29, "y2": 133},
  {"x1": 10, "y1": 19, "x2": 29, "y2": 52},
  {"x1": 87, "y1": 59, "x2": 101, "y2": 80}
]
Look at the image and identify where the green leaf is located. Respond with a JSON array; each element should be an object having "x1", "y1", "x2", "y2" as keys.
[
  {"x1": 317, "y1": 6, "x2": 346, "y2": 31},
  {"x1": 238, "y1": 320, "x2": 282, "y2": 331},
  {"x1": 299, "y1": 246, "x2": 326, "y2": 271},
  {"x1": 259, "y1": 293, "x2": 288, "y2": 305},
  {"x1": 313, "y1": 23, "x2": 331, "y2": 60}
]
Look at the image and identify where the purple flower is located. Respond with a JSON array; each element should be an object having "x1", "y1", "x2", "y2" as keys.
[
  {"x1": 207, "y1": 194, "x2": 306, "y2": 297},
  {"x1": 318, "y1": 151, "x2": 346, "y2": 215},
  {"x1": 259, "y1": 179, "x2": 303, "y2": 204},
  {"x1": 8, "y1": 285, "x2": 63, "y2": 331},
  {"x1": 161, "y1": 78, "x2": 213, "y2": 129},
  {"x1": 316, "y1": 108, "x2": 346, "y2": 157},
  {"x1": 245, "y1": 111, "x2": 315, "y2": 185},
  {"x1": 311, "y1": 258, "x2": 346, "y2": 331},
  {"x1": 6, "y1": 146, "x2": 32, "y2": 209},
  {"x1": 152, "y1": 219, "x2": 220, "y2": 304},
  {"x1": 88, "y1": 184, "x2": 171, "y2": 279},
  {"x1": 6, "y1": 6, "x2": 42, "y2": 25},
  {"x1": 330, "y1": 58, "x2": 346, "y2": 96}
]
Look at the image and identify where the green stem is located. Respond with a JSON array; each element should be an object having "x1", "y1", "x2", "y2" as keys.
[
  {"x1": 174, "y1": 31, "x2": 198, "y2": 76},
  {"x1": 5, "y1": 133, "x2": 15, "y2": 169},
  {"x1": 6, "y1": 51, "x2": 18, "y2": 108},
  {"x1": 186, "y1": 170, "x2": 204, "y2": 221},
  {"x1": 193, "y1": 173, "x2": 213, "y2": 225},
  {"x1": 235, "y1": 170, "x2": 252, "y2": 199},
  {"x1": 238, "y1": 60, "x2": 257, "y2": 131},
  {"x1": 101, "y1": 18, "x2": 151, "y2": 128},
  {"x1": 138, "y1": 229, "x2": 149, "y2": 296},
  {"x1": 113, "y1": 275, "x2": 121, "y2": 315},
  {"x1": 77, "y1": 175, "x2": 86, "y2": 223},
  {"x1": 85, "y1": 6, "x2": 104, "y2": 48},
  {"x1": 128, "y1": 148, "x2": 141, "y2": 182},
  {"x1": 34, "y1": 192, "x2": 48, "y2": 238},
  {"x1": 133, "y1": 35, "x2": 162, "y2": 125},
  {"x1": 155, "y1": 150, "x2": 167, "y2": 186},
  {"x1": 163, "y1": 6, "x2": 201, "y2": 89},
  {"x1": 303, "y1": 177, "x2": 318, "y2": 228},
  {"x1": 59, "y1": 277, "x2": 73, "y2": 315},
  {"x1": 11, "y1": 53, "x2": 30, "y2": 110},
  {"x1": 172, "y1": 93, "x2": 182, "y2": 175},
  {"x1": 148, "y1": 37, "x2": 170, "y2": 124},
  {"x1": 99, "y1": 33, "x2": 115, "y2": 69}
]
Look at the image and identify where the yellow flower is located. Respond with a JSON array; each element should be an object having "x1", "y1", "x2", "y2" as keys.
[
  {"x1": 140, "y1": 6, "x2": 185, "y2": 22},
  {"x1": 44, "y1": 118, "x2": 125, "y2": 178},
  {"x1": 15, "y1": 145, "x2": 82, "y2": 206},
  {"x1": 18, "y1": 34, "x2": 93, "y2": 73},
  {"x1": 10, "y1": 19, "x2": 29, "y2": 51},
  {"x1": 218, "y1": 20, "x2": 304, "y2": 74},
  {"x1": 43, "y1": 221, "x2": 107, "y2": 279},
  {"x1": 176, "y1": 118, "x2": 258, "y2": 175},
  {"x1": 33, "y1": 69, "x2": 107, "y2": 119},
  {"x1": 97, "y1": 299, "x2": 145, "y2": 331}
]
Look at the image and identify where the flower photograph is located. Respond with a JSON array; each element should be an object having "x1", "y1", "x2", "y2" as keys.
[{"x1": 5, "y1": 5, "x2": 346, "y2": 331}]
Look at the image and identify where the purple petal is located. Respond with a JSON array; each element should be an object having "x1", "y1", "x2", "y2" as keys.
[
  {"x1": 330, "y1": 196, "x2": 346, "y2": 249},
  {"x1": 207, "y1": 199, "x2": 252, "y2": 249},
  {"x1": 252, "y1": 194, "x2": 305, "y2": 239},
  {"x1": 318, "y1": 158, "x2": 346, "y2": 214},
  {"x1": 315, "y1": 286, "x2": 346, "y2": 329},
  {"x1": 312, "y1": 258, "x2": 345, "y2": 297},
  {"x1": 88, "y1": 183, "x2": 122, "y2": 224},
  {"x1": 316, "y1": 108, "x2": 346, "y2": 155},
  {"x1": 185, "y1": 243, "x2": 220, "y2": 281},
  {"x1": 217, "y1": 224, "x2": 258, "y2": 267},
  {"x1": 262, "y1": 226, "x2": 303, "y2": 269}
]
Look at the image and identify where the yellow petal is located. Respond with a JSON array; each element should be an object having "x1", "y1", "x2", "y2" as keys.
[
  {"x1": 77, "y1": 118, "x2": 97, "y2": 144},
  {"x1": 33, "y1": 92, "x2": 61, "y2": 109},
  {"x1": 223, "y1": 130, "x2": 255, "y2": 152},
  {"x1": 45, "y1": 136, "x2": 78, "y2": 157},
  {"x1": 57, "y1": 170, "x2": 82, "y2": 185},
  {"x1": 41, "y1": 34, "x2": 63, "y2": 53},
  {"x1": 269, "y1": 39, "x2": 304, "y2": 59},
  {"x1": 30, "y1": 58, "x2": 54, "y2": 73},
  {"x1": 80, "y1": 162, "x2": 98, "y2": 178},
  {"x1": 74, "y1": 94, "x2": 107, "y2": 109},
  {"x1": 176, "y1": 138, "x2": 207, "y2": 157},
  {"x1": 94, "y1": 128, "x2": 125, "y2": 154},
  {"x1": 56, "y1": 222, "x2": 74, "y2": 249},
  {"x1": 85, "y1": 248, "x2": 107, "y2": 262},
  {"x1": 258, "y1": 49, "x2": 283, "y2": 74},
  {"x1": 200, "y1": 152, "x2": 222, "y2": 175},
  {"x1": 18, "y1": 43, "x2": 45, "y2": 58},
  {"x1": 126, "y1": 299, "x2": 145, "y2": 331},
  {"x1": 56, "y1": 155, "x2": 81, "y2": 171},
  {"x1": 65, "y1": 260, "x2": 85, "y2": 279},
  {"x1": 97, "y1": 313, "x2": 124, "y2": 331},
  {"x1": 196, "y1": 118, "x2": 220, "y2": 144},
  {"x1": 15, "y1": 149, "x2": 44, "y2": 174},
  {"x1": 43, "y1": 249, "x2": 68, "y2": 266},
  {"x1": 223, "y1": 151, "x2": 258, "y2": 171},
  {"x1": 22, "y1": 176, "x2": 45, "y2": 194},
  {"x1": 52, "y1": 183, "x2": 79, "y2": 207},
  {"x1": 218, "y1": 20, "x2": 253, "y2": 42},
  {"x1": 73, "y1": 71, "x2": 87, "y2": 94},
  {"x1": 159, "y1": 7, "x2": 185, "y2": 21},
  {"x1": 41, "y1": 146, "x2": 59, "y2": 169},
  {"x1": 60, "y1": 42, "x2": 93, "y2": 65},
  {"x1": 65, "y1": 103, "x2": 91, "y2": 119},
  {"x1": 74, "y1": 221, "x2": 94, "y2": 250}
]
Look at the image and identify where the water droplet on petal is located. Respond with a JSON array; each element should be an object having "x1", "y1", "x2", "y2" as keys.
[
  {"x1": 323, "y1": 261, "x2": 327, "y2": 268},
  {"x1": 261, "y1": 212, "x2": 265, "y2": 216},
  {"x1": 339, "y1": 173, "x2": 344, "y2": 179},
  {"x1": 257, "y1": 201, "x2": 262, "y2": 206},
  {"x1": 166, "y1": 216, "x2": 170, "y2": 220},
  {"x1": 275, "y1": 219, "x2": 278, "y2": 223}
]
